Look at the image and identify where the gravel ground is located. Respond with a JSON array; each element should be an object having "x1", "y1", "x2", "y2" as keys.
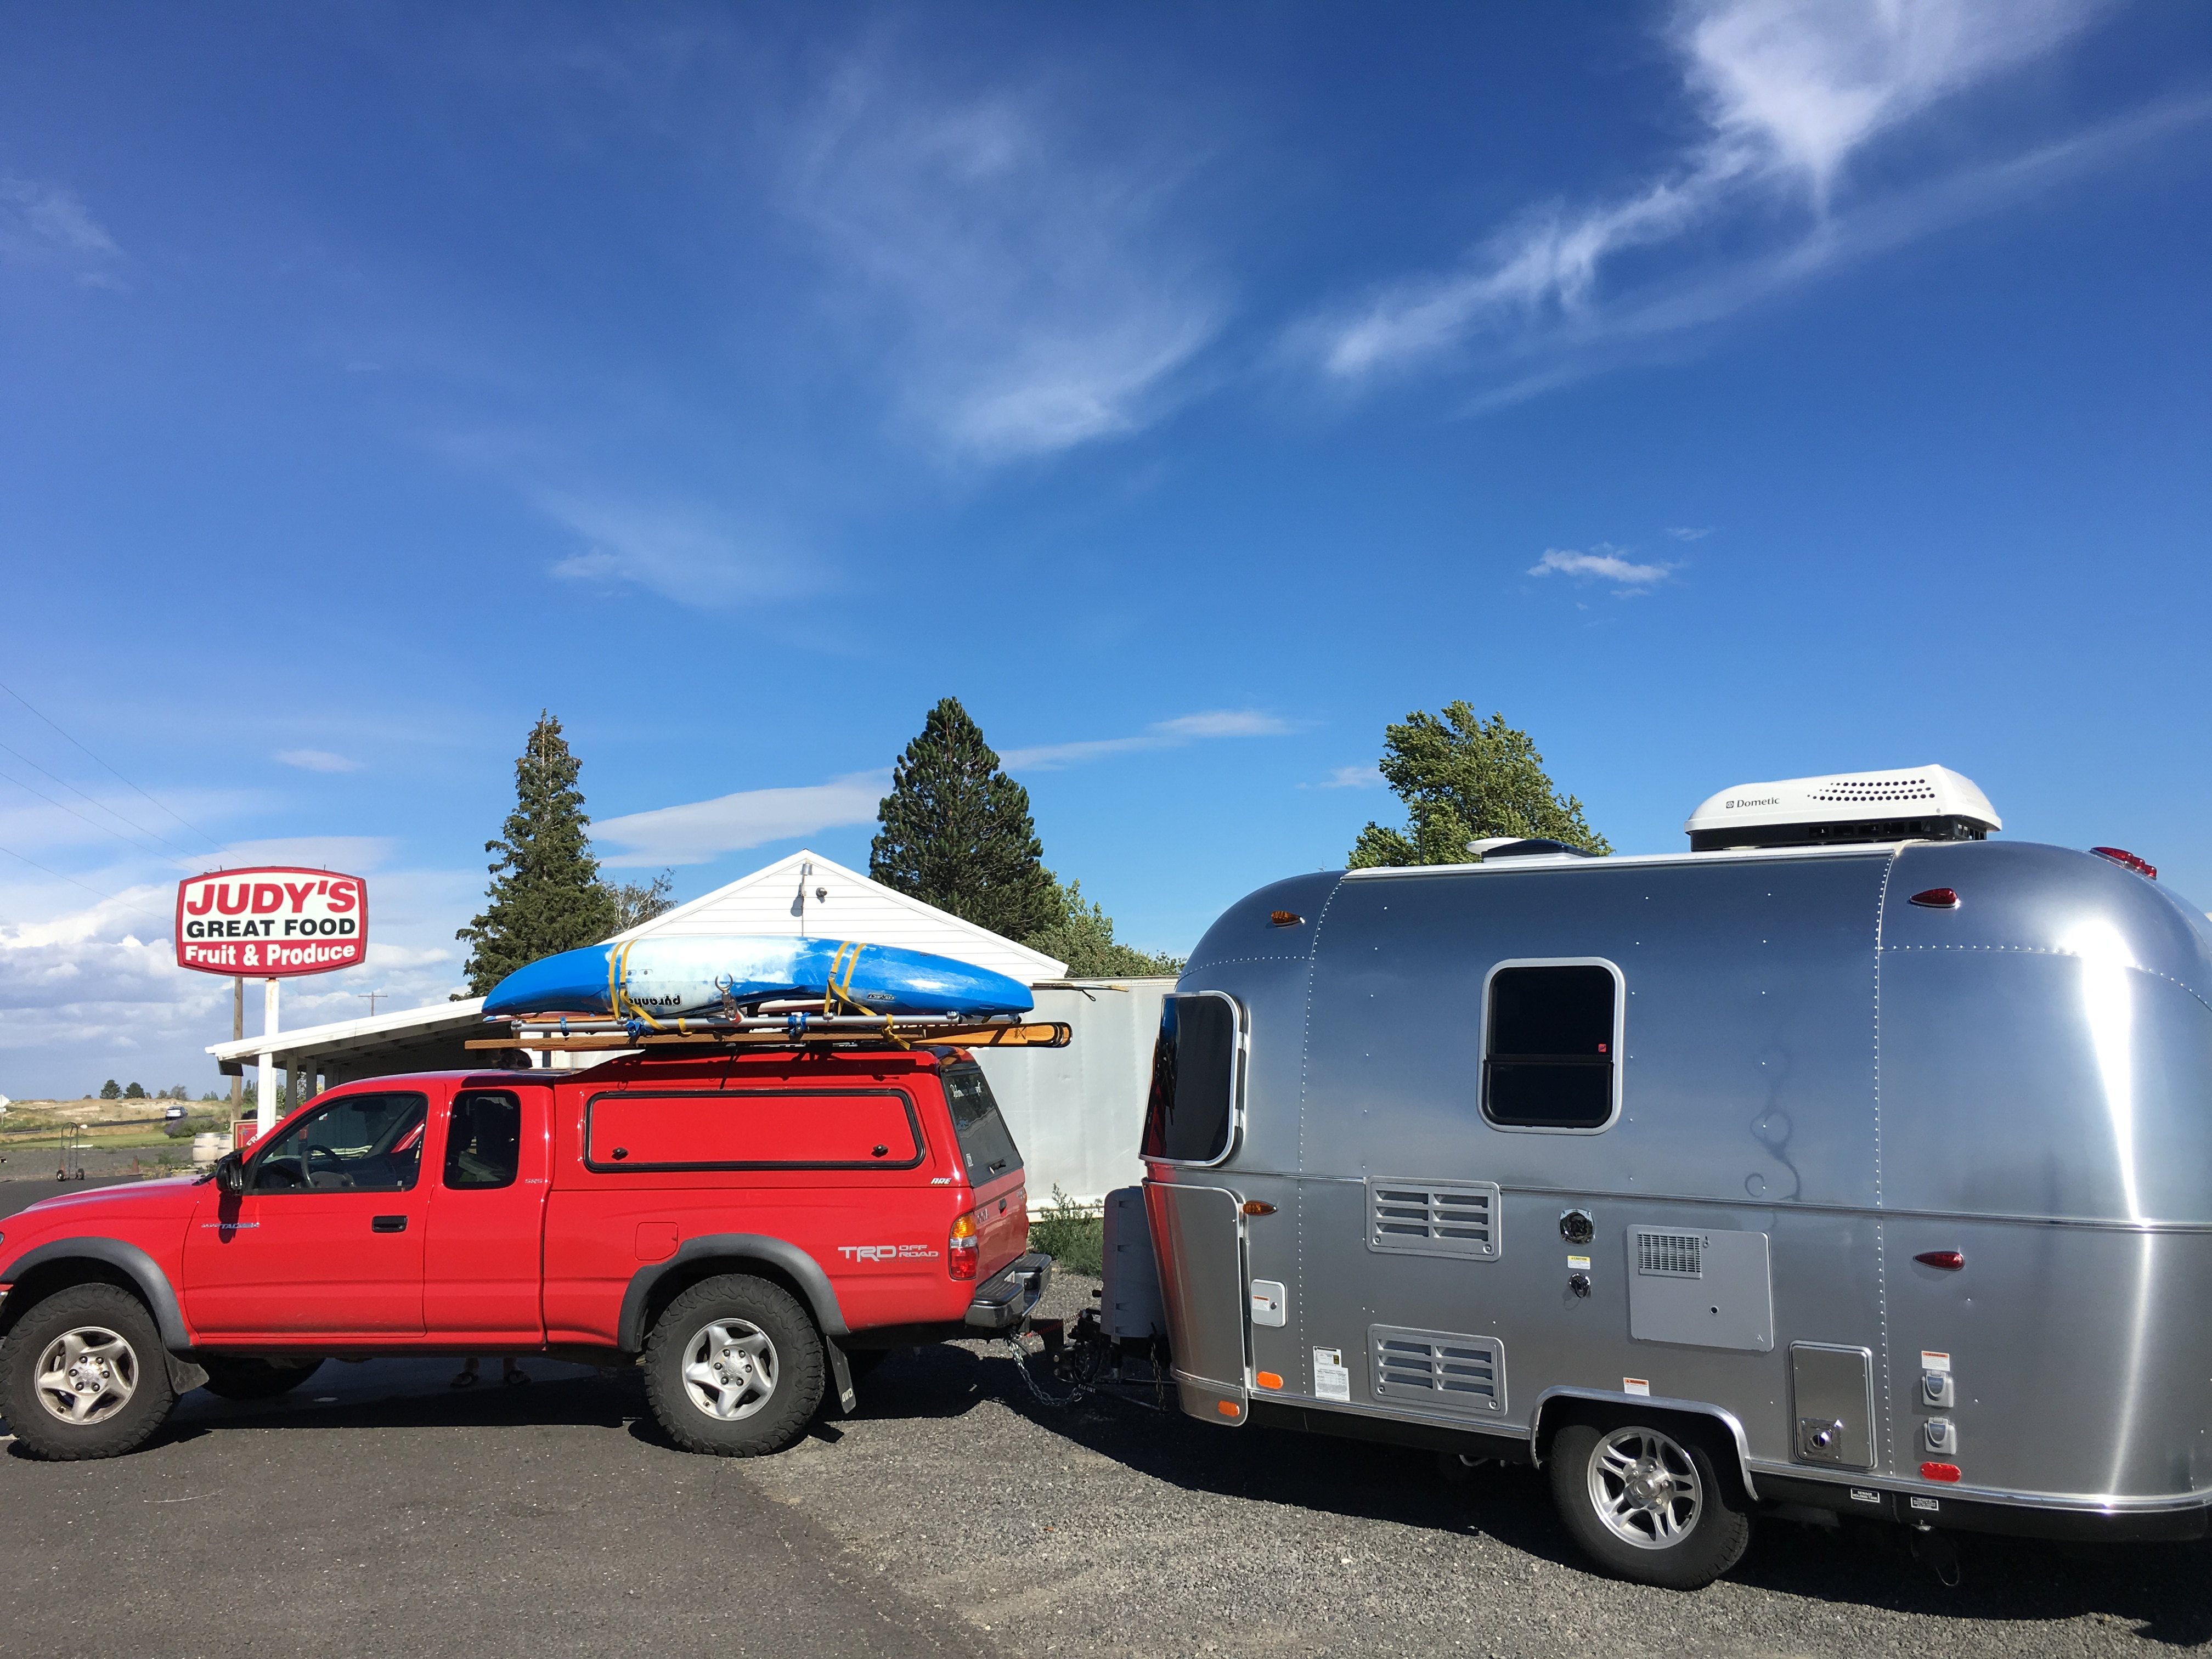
[
  {"x1": 752, "y1": 1272, "x2": 2212, "y2": 1657},
  {"x1": 3, "y1": 1266, "x2": 2208, "y2": 1655}
]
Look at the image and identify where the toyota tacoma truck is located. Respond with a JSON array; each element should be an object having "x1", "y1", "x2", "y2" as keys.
[{"x1": 0, "y1": 1045, "x2": 1047, "y2": 1460}]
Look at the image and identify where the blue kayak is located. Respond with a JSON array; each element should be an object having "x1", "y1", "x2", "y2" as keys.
[{"x1": 482, "y1": 935, "x2": 1035, "y2": 1022}]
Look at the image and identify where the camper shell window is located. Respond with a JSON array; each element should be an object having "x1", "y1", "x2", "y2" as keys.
[
  {"x1": 1482, "y1": 961, "x2": 1622, "y2": 1132},
  {"x1": 1141, "y1": 991, "x2": 1243, "y2": 1166},
  {"x1": 941, "y1": 1060, "x2": 1023, "y2": 1184}
]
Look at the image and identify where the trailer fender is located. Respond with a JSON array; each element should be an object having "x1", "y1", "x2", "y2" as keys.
[
  {"x1": 1527, "y1": 1387, "x2": 1760, "y2": 1503},
  {"x1": 616, "y1": 1233, "x2": 851, "y2": 1353},
  {"x1": 0, "y1": 1237, "x2": 193, "y2": 1351}
]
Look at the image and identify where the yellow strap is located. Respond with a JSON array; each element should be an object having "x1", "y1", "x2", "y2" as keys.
[{"x1": 608, "y1": 939, "x2": 664, "y2": 1031}]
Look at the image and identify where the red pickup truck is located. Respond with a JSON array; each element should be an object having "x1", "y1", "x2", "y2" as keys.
[{"x1": 0, "y1": 1045, "x2": 1047, "y2": 1461}]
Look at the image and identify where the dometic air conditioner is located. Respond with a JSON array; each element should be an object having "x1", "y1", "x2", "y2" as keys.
[{"x1": 1685, "y1": 765, "x2": 1999, "y2": 852}]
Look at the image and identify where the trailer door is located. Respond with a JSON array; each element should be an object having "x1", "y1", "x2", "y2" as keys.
[{"x1": 1146, "y1": 1181, "x2": 1248, "y2": 1422}]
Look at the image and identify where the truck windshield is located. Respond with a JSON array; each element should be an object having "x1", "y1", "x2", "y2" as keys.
[{"x1": 942, "y1": 1063, "x2": 1022, "y2": 1184}]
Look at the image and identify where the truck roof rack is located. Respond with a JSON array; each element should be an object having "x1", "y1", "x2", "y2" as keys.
[{"x1": 465, "y1": 1009, "x2": 1071, "y2": 1056}]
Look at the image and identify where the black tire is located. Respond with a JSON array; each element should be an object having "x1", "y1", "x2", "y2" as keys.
[
  {"x1": 642, "y1": 1274, "x2": 823, "y2": 1457},
  {"x1": 199, "y1": 1356, "x2": 325, "y2": 1401},
  {"x1": 1548, "y1": 1418, "x2": 1752, "y2": 1589},
  {"x1": 0, "y1": 1283, "x2": 178, "y2": 1462}
]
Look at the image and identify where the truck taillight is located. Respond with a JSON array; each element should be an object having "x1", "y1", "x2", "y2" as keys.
[{"x1": 949, "y1": 1208, "x2": 980, "y2": 1280}]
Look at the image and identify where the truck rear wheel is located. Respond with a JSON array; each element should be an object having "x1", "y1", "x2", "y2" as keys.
[
  {"x1": 1548, "y1": 1419, "x2": 1752, "y2": 1589},
  {"x1": 643, "y1": 1274, "x2": 823, "y2": 1457},
  {"x1": 0, "y1": 1283, "x2": 178, "y2": 1462}
]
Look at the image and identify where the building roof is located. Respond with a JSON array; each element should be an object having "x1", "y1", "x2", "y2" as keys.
[{"x1": 208, "y1": 847, "x2": 1066, "y2": 1067}]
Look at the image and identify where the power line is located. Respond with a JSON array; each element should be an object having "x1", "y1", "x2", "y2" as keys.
[
  {"x1": 0, "y1": 840, "x2": 167, "y2": 923},
  {"x1": 0, "y1": 763, "x2": 180, "y2": 863},
  {"x1": 0, "y1": 735, "x2": 202, "y2": 858},
  {"x1": 0, "y1": 677, "x2": 223, "y2": 853}
]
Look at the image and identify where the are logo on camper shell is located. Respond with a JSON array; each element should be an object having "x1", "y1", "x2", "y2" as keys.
[{"x1": 174, "y1": 866, "x2": 370, "y2": 978}]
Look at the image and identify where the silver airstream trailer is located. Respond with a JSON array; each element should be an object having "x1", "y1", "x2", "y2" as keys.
[{"x1": 1127, "y1": 766, "x2": 2212, "y2": 1587}]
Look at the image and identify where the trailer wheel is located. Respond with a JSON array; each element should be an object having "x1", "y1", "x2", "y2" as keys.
[
  {"x1": 0, "y1": 1283, "x2": 178, "y2": 1462},
  {"x1": 1548, "y1": 1419, "x2": 1751, "y2": 1589},
  {"x1": 642, "y1": 1274, "x2": 823, "y2": 1457}
]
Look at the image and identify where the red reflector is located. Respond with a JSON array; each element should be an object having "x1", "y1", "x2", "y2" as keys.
[
  {"x1": 2091, "y1": 847, "x2": 2158, "y2": 879},
  {"x1": 1914, "y1": 1250, "x2": 1965, "y2": 1271},
  {"x1": 1217, "y1": 1400, "x2": 1242, "y2": 1417},
  {"x1": 1921, "y1": 1462, "x2": 1962, "y2": 1483},
  {"x1": 1909, "y1": 888, "x2": 1960, "y2": 910}
]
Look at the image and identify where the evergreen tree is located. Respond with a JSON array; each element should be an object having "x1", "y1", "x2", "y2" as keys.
[
  {"x1": 98, "y1": 1079, "x2": 121, "y2": 1099},
  {"x1": 1348, "y1": 703, "x2": 1610, "y2": 867},
  {"x1": 458, "y1": 711, "x2": 621, "y2": 994},
  {"x1": 1025, "y1": 876, "x2": 1185, "y2": 978},
  {"x1": 871, "y1": 698, "x2": 1056, "y2": 941}
]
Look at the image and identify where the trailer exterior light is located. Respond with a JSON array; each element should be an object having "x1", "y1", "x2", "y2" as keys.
[
  {"x1": 1914, "y1": 1251, "x2": 1965, "y2": 1271},
  {"x1": 2091, "y1": 847, "x2": 2158, "y2": 879},
  {"x1": 1256, "y1": 1371, "x2": 1283, "y2": 1390},
  {"x1": 1921, "y1": 1462, "x2": 1962, "y2": 1482},
  {"x1": 949, "y1": 1209, "x2": 980, "y2": 1280},
  {"x1": 1217, "y1": 1400, "x2": 1242, "y2": 1417},
  {"x1": 1909, "y1": 888, "x2": 1961, "y2": 910},
  {"x1": 1270, "y1": 911, "x2": 1304, "y2": 927}
]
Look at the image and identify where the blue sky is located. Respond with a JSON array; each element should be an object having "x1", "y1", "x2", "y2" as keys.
[{"x1": 2, "y1": 1, "x2": 2207, "y2": 1098}]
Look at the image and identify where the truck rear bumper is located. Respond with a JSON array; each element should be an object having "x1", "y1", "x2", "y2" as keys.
[{"x1": 963, "y1": 1252, "x2": 1052, "y2": 1330}]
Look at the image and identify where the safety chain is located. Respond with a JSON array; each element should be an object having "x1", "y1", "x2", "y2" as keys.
[{"x1": 998, "y1": 1335, "x2": 1094, "y2": 1409}]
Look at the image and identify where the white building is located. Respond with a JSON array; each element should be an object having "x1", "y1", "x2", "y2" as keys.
[{"x1": 208, "y1": 849, "x2": 1170, "y2": 1203}]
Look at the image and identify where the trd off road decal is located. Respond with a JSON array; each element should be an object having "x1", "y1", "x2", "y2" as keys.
[{"x1": 837, "y1": 1244, "x2": 941, "y2": 1263}]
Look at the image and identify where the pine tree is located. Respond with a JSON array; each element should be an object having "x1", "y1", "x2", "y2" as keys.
[
  {"x1": 871, "y1": 698, "x2": 1057, "y2": 941},
  {"x1": 458, "y1": 712, "x2": 621, "y2": 994},
  {"x1": 1348, "y1": 703, "x2": 1610, "y2": 867}
]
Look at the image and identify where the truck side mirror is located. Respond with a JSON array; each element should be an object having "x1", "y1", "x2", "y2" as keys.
[{"x1": 216, "y1": 1152, "x2": 247, "y2": 1195}]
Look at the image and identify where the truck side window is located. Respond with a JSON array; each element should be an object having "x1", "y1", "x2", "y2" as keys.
[
  {"x1": 250, "y1": 1092, "x2": 429, "y2": 1193},
  {"x1": 1482, "y1": 964, "x2": 1619, "y2": 1130},
  {"x1": 1141, "y1": 992, "x2": 1242, "y2": 1165},
  {"x1": 444, "y1": 1090, "x2": 523, "y2": 1190}
]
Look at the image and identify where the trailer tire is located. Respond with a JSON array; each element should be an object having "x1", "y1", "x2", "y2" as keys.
[
  {"x1": 642, "y1": 1274, "x2": 823, "y2": 1457},
  {"x1": 0, "y1": 1283, "x2": 178, "y2": 1462},
  {"x1": 199, "y1": 1357, "x2": 325, "y2": 1400},
  {"x1": 1548, "y1": 1418, "x2": 1751, "y2": 1589}
]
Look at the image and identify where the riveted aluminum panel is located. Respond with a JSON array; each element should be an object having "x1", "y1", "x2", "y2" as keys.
[{"x1": 1144, "y1": 1181, "x2": 1245, "y2": 1394}]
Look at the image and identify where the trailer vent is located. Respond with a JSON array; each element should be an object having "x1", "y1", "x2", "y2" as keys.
[
  {"x1": 1637, "y1": 1229, "x2": 1705, "y2": 1278},
  {"x1": 1367, "y1": 1179, "x2": 1503, "y2": 1260},
  {"x1": 1369, "y1": 1325, "x2": 1506, "y2": 1414}
]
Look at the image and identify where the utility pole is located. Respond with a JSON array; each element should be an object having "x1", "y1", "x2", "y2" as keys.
[
  {"x1": 230, "y1": 976, "x2": 243, "y2": 1113},
  {"x1": 357, "y1": 990, "x2": 387, "y2": 1018}
]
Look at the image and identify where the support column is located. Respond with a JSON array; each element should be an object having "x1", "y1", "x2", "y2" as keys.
[
  {"x1": 230, "y1": 976, "x2": 244, "y2": 1113},
  {"x1": 257, "y1": 977, "x2": 280, "y2": 1137}
]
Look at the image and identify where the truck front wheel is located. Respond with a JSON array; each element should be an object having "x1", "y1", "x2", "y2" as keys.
[
  {"x1": 0, "y1": 1283, "x2": 179, "y2": 1462},
  {"x1": 1547, "y1": 1418, "x2": 1752, "y2": 1589},
  {"x1": 643, "y1": 1274, "x2": 823, "y2": 1457}
]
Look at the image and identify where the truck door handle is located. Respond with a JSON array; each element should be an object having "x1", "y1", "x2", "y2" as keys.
[{"x1": 371, "y1": 1215, "x2": 407, "y2": 1233}]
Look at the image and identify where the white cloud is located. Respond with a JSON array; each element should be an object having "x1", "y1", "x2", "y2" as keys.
[
  {"x1": 1530, "y1": 546, "x2": 1678, "y2": 594},
  {"x1": 541, "y1": 495, "x2": 800, "y2": 608},
  {"x1": 1302, "y1": 0, "x2": 2117, "y2": 389},
  {"x1": 1309, "y1": 765, "x2": 1384, "y2": 791},
  {"x1": 999, "y1": 710, "x2": 1292, "y2": 771},
  {"x1": 782, "y1": 60, "x2": 1225, "y2": 462},
  {"x1": 1666, "y1": 526, "x2": 1713, "y2": 541},
  {"x1": 0, "y1": 177, "x2": 120, "y2": 262},
  {"x1": 275, "y1": 749, "x2": 362, "y2": 773},
  {"x1": 592, "y1": 772, "x2": 889, "y2": 868}
]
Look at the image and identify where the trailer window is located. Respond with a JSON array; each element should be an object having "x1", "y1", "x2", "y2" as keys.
[
  {"x1": 943, "y1": 1062, "x2": 1023, "y2": 1183},
  {"x1": 1482, "y1": 964, "x2": 1618, "y2": 1130},
  {"x1": 1142, "y1": 992, "x2": 1242, "y2": 1165}
]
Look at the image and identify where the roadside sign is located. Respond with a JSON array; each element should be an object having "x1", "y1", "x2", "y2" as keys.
[{"x1": 175, "y1": 867, "x2": 369, "y2": 978}]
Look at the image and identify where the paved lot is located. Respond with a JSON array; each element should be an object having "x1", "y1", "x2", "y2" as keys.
[{"x1": 3, "y1": 1272, "x2": 2210, "y2": 1657}]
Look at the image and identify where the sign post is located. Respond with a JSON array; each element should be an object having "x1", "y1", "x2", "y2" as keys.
[{"x1": 175, "y1": 868, "x2": 370, "y2": 1137}]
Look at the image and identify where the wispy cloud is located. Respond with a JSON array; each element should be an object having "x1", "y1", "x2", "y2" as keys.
[
  {"x1": 592, "y1": 772, "x2": 889, "y2": 868},
  {"x1": 1666, "y1": 526, "x2": 1713, "y2": 541},
  {"x1": 1300, "y1": 0, "x2": 2121, "y2": 392},
  {"x1": 541, "y1": 495, "x2": 800, "y2": 608},
  {"x1": 999, "y1": 709, "x2": 1291, "y2": 771},
  {"x1": 275, "y1": 749, "x2": 362, "y2": 774},
  {"x1": 0, "y1": 177, "x2": 120, "y2": 262},
  {"x1": 1306, "y1": 765, "x2": 1384, "y2": 791},
  {"x1": 782, "y1": 57, "x2": 1226, "y2": 462},
  {"x1": 1530, "y1": 546, "x2": 1678, "y2": 594}
]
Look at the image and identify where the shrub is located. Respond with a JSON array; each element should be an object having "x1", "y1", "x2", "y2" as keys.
[
  {"x1": 1028, "y1": 1184, "x2": 1103, "y2": 1278},
  {"x1": 162, "y1": 1115, "x2": 223, "y2": 1139}
]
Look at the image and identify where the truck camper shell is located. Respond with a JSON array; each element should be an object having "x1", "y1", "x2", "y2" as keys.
[{"x1": 1138, "y1": 796, "x2": 2212, "y2": 1577}]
